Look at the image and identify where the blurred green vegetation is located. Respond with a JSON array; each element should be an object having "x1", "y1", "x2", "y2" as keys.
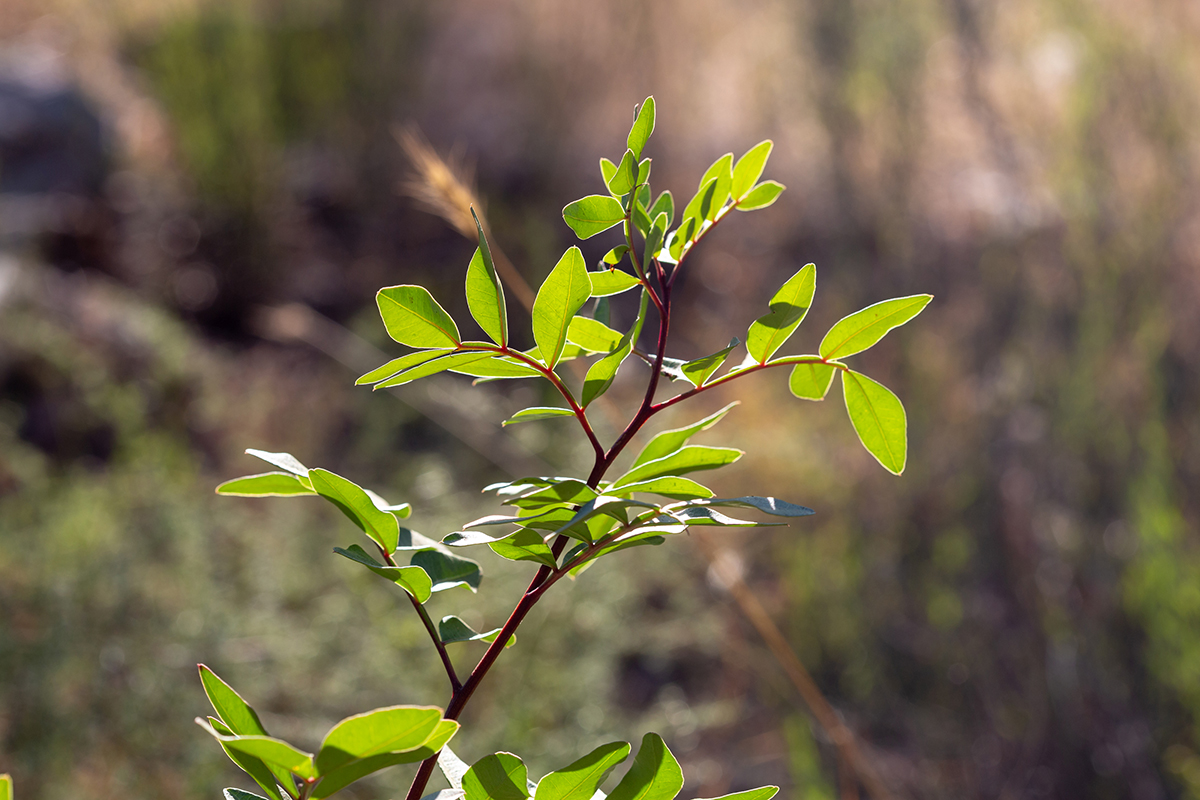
[{"x1": 2, "y1": 0, "x2": 1200, "y2": 798}]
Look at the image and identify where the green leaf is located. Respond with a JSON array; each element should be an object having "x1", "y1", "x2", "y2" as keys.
[
  {"x1": 199, "y1": 666, "x2": 268, "y2": 737},
  {"x1": 224, "y1": 790, "x2": 269, "y2": 800},
  {"x1": 614, "y1": 445, "x2": 743, "y2": 487},
  {"x1": 608, "y1": 149, "x2": 638, "y2": 196},
  {"x1": 637, "y1": 158, "x2": 652, "y2": 185},
  {"x1": 686, "y1": 496, "x2": 814, "y2": 517},
  {"x1": 589, "y1": 269, "x2": 641, "y2": 297},
  {"x1": 563, "y1": 196, "x2": 625, "y2": 239},
  {"x1": 196, "y1": 719, "x2": 316, "y2": 780},
  {"x1": 842, "y1": 370, "x2": 907, "y2": 475},
  {"x1": 208, "y1": 718, "x2": 288, "y2": 800},
  {"x1": 627, "y1": 97, "x2": 656, "y2": 159},
  {"x1": 632, "y1": 402, "x2": 738, "y2": 467},
  {"x1": 313, "y1": 720, "x2": 461, "y2": 800},
  {"x1": 245, "y1": 449, "x2": 308, "y2": 476},
  {"x1": 681, "y1": 338, "x2": 740, "y2": 386},
  {"x1": 670, "y1": 506, "x2": 780, "y2": 527},
  {"x1": 504, "y1": 480, "x2": 598, "y2": 510},
  {"x1": 374, "y1": 351, "x2": 493, "y2": 389},
  {"x1": 533, "y1": 247, "x2": 591, "y2": 369},
  {"x1": 309, "y1": 469, "x2": 400, "y2": 554},
  {"x1": 697, "y1": 154, "x2": 733, "y2": 219},
  {"x1": 315, "y1": 705, "x2": 443, "y2": 774},
  {"x1": 818, "y1": 294, "x2": 933, "y2": 360},
  {"x1": 602, "y1": 245, "x2": 629, "y2": 266},
  {"x1": 682, "y1": 177, "x2": 718, "y2": 228},
  {"x1": 535, "y1": 741, "x2": 631, "y2": 800},
  {"x1": 466, "y1": 212, "x2": 508, "y2": 347},
  {"x1": 490, "y1": 527, "x2": 557, "y2": 567},
  {"x1": 567, "y1": 316, "x2": 624, "y2": 352},
  {"x1": 606, "y1": 733, "x2": 683, "y2": 800},
  {"x1": 695, "y1": 788, "x2": 779, "y2": 800},
  {"x1": 735, "y1": 180, "x2": 784, "y2": 211},
  {"x1": 788, "y1": 361, "x2": 837, "y2": 400},
  {"x1": 334, "y1": 545, "x2": 433, "y2": 603},
  {"x1": 647, "y1": 191, "x2": 674, "y2": 227},
  {"x1": 731, "y1": 140, "x2": 773, "y2": 201},
  {"x1": 599, "y1": 158, "x2": 618, "y2": 185},
  {"x1": 464, "y1": 753, "x2": 530, "y2": 800},
  {"x1": 746, "y1": 264, "x2": 816, "y2": 364},
  {"x1": 216, "y1": 472, "x2": 315, "y2": 497},
  {"x1": 582, "y1": 289, "x2": 649, "y2": 407},
  {"x1": 644, "y1": 212, "x2": 668, "y2": 266},
  {"x1": 0, "y1": 776, "x2": 11, "y2": 800},
  {"x1": 377, "y1": 286, "x2": 461, "y2": 348},
  {"x1": 502, "y1": 407, "x2": 576, "y2": 426},
  {"x1": 357, "y1": 350, "x2": 454, "y2": 386},
  {"x1": 439, "y1": 615, "x2": 515, "y2": 647},
  {"x1": 604, "y1": 477, "x2": 714, "y2": 501},
  {"x1": 411, "y1": 549, "x2": 482, "y2": 593},
  {"x1": 451, "y1": 356, "x2": 544, "y2": 380}
]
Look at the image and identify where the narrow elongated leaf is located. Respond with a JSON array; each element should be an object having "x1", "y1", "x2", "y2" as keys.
[
  {"x1": 245, "y1": 449, "x2": 308, "y2": 476},
  {"x1": 452, "y1": 356, "x2": 544, "y2": 380},
  {"x1": 506, "y1": 480, "x2": 598, "y2": 509},
  {"x1": 671, "y1": 506, "x2": 780, "y2": 527},
  {"x1": 334, "y1": 545, "x2": 433, "y2": 602},
  {"x1": 589, "y1": 269, "x2": 641, "y2": 299},
  {"x1": 614, "y1": 445, "x2": 743, "y2": 487},
  {"x1": 695, "y1": 788, "x2": 779, "y2": 800},
  {"x1": 608, "y1": 149, "x2": 638, "y2": 196},
  {"x1": 681, "y1": 339, "x2": 740, "y2": 386},
  {"x1": 563, "y1": 196, "x2": 625, "y2": 239},
  {"x1": 819, "y1": 294, "x2": 933, "y2": 360},
  {"x1": 196, "y1": 719, "x2": 316, "y2": 779},
  {"x1": 788, "y1": 361, "x2": 837, "y2": 400},
  {"x1": 503, "y1": 407, "x2": 576, "y2": 426},
  {"x1": 582, "y1": 289, "x2": 649, "y2": 407},
  {"x1": 217, "y1": 472, "x2": 315, "y2": 497},
  {"x1": 567, "y1": 316, "x2": 624, "y2": 352},
  {"x1": 633, "y1": 402, "x2": 738, "y2": 467},
  {"x1": 490, "y1": 528, "x2": 557, "y2": 567},
  {"x1": 315, "y1": 706, "x2": 443, "y2": 774},
  {"x1": 533, "y1": 247, "x2": 591, "y2": 369},
  {"x1": 224, "y1": 790, "x2": 268, "y2": 800},
  {"x1": 411, "y1": 549, "x2": 482, "y2": 592},
  {"x1": 374, "y1": 351, "x2": 493, "y2": 389},
  {"x1": 747, "y1": 264, "x2": 816, "y2": 363},
  {"x1": 309, "y1": 469, "x2": 400, "y2": 554},
  {"x1": 605, "y1": 477, "x2": 714, "y2": 500},
  {"x1": 208, "y1": 718, "x2": 289, "y2": 800},
  {"x1": 842, "y1": 370, "x2": 907, "y2": 474},
  {"x1": 606, "y1": 734, "x2": 683, "y2": 800},
  {"x1": 735, "y1": 181, "x2": 784, "y2": 211},
  {"x1": 439, "y1": 615, "x2": 514, "y2": 647},
  {"x1": 697, "y1": 154, "x2": 734, "y2": 219},
  {"x1": 686, "y1": 496, "x2": 815, "y2": 517},
  {"x1": 466, "y1": 230, "x2": 508, "y2": 346},
  {"x1": 535, "y1": 741, "x2": 631, "y2": 800},
  {"x1": 199, "y1": 666, "x2": 268, "y2": 737},
  {"x1": 627, "y1": 97, "x2": 656, "y2": 159},
  {"x1": 464, "y1": 753, "x2": 530, "y2": 800},
  {"x1": 732, "y1": 140, "x2": 773, "y2": 200},
  {"x1": 357, "y1": 350, "x2": 453, "y2": 386},
  {"x1": 648, "y1": 191, "x2": 674, "y2": 226},
  {"x1": 377, "y1": 286, "x2": 461, "y2": 348}
]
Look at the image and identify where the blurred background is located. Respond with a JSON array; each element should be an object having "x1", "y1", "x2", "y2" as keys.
[{"x1": 2, "y1": 0, "x2": 1199, "y2": 798}]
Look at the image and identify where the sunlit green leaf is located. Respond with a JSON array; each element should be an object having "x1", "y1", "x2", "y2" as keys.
[
  {"x1": 581, "y1": 290, "x2": 649, "y2": 407},
  {"x1": 489, "y1": 528, "x2": 557, "y2": 567},
  {"x1": 466, "y1": 212, "x2": 508, "y2": 347},
  {"x1": 333, "y1": 545, "x2": 433, "y2": 603},
  {"x1": 563, "y1": 196, "x2": 625, "y2": 239},
  {"x1": 633, "y1": 402, "x2": 738, "y2": 467},
  {"x1": 608, "y1": 149, "x2": 638, "y2": 196},
  {"x1": 534, "y1": 741, "x2": 631, "y2": 800},
  {"x1": 438, "y1": 616, "x2": 514, "y2": 648},
  {"x1": 606, "y1": 733, "x2": 682, "y2": 800},
  {"x1": 224, "y1": 790, "x2": 268, "y2": 800},
  {"x1": 681, "y1": 338, "x2": 740, "y2": 386},
  {"x1": 735, "y1": 180, "x2": 785, "y2": 211},
  {"x1": 567, "y1": 316, "x2": 624, "y2": 352},
  {"x1": 374, "y1": 351, "x2": 493, "y2": 389},
  {"x1": 627, "y1": 97, "x2": 656, "y2": 159},
  {"x1": 451, "y1": 355, "x2": 544, "y2": 380},
  {"x1": 313, "y1": 720, "x2": 459, "y2": 799},
  {"x1": 411, "y1": 549, "x2": 482, "y2": 593},
  {"x1": 199, "y1": 666, "x2": 269, "y2": 738},
  {"x1": 308, "y1": 469, "x2": 400, "y2": 554},
  {"x1": 637, "y1": 158, "x2": 651, "y2": 186},
  {"x1": 377, "y1": 285, "x2": 461, "y2": 348},
  {"x1": 208, "y1": 718, "x2": 288, "y2": 800},
  {"x1": 533, "y1": 247, "x2": 591, "y2": 369},
  {"x1": 505, "y1": 480, "x2": 598, "y2": 510},
  {"x1": 315, "y1": 706, "x2": 443, "y2": 775},
  {"x1": 604, "y1": 476, "x2": 715, "y2": 500},
  {"x1": 599, "y1": 158, "x2": 617, "y2": 185},
  {"x1": 648, "y1": 191, "x2": 674, "y2": 227},
  {"x1": 683, "y1": 496, "x2": 814, "y2": 517},
  {"x1": 747, "y1": 264, "x2": 816, "y2": 364},
  {"x1": 695, "y1": 787, "x2": 779, "y2": 800},
  {"x1": 196, "y1": 719, "x2": 316, "y2": 780},
  {"x1": 216, "y1": 472, "x2": 315, "y2": 497},
  {"x1": 357, "y1": 350, "x2": 454, "y2": 386},
  {"x1": 614, "y1": 445, "x2": 743, "y2": 487},
  {"x1": 731, "y1": 140, "x2": 773, "y2": 201},
  {"x1": 502, "y1": 407, "x2": 576, "y2": 427},
  {"x1": 818, "y1": 294, "x2": 933, "y2": 360},
  {"x1": 670, "y1": 506, "x2": 779, "y2": 527},
  {"x1": 682, "y1": 177, "x2": 718, "y2": 228},
  {"x1": 602, "y1": 245, "x2": 630, "y2": 266},
  {"x1": 697, "y1": 154, "x2": 733, "y2": 219},
  {"x1": 788, "y1": 361, "x2": 837, "y2": 400},
  {"x1": 464, "y1": 753, "x2": 530, "y2": 800},
  {"x1": 842, "y1": 370, "x2": 907, "y2": 475}
]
